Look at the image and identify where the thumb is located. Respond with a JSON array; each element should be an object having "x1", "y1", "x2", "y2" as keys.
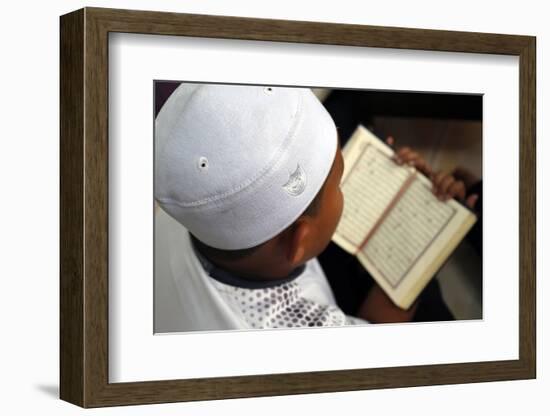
[{"x1": 465, "y1": 193, "x2": 479, "y2": 210}]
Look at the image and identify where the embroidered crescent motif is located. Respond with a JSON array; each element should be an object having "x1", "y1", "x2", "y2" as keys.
[{"x1": 283, "y1": 164, "x2": 307, "y2": 196}]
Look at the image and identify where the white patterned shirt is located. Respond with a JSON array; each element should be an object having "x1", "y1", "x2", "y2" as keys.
[{"x1": 154, "y1": 206, "x2": 367, "y2": 333}]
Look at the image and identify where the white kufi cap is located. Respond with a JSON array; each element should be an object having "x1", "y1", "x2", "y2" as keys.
[{"x1": 155, "y1": 84, "x2": 337, "y2": 250}]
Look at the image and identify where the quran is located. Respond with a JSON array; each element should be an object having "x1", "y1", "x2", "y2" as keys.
[{"x1": 332, "y1": 125, "x2": 477, "y2": 310}]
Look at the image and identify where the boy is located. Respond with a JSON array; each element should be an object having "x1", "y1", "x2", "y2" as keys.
[{"x1": 154, "y1": 83, "x2": 470, "y2": 332}]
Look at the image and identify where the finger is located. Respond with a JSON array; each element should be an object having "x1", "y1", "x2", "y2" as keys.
[
  {"x1": 410, "y1": 156, "x2": 432, "y2": 176},
  {"x1": 403, "y1": 152, "x2": 432, "y2": 176},
  {"x1": 436, "y1": 175, "x2": 456, "y2": 200},
  {"x1": 392, "y1": 146, "x2": 411, "y2": 165},
  {"x1": 395, "y1": 146, "x2": 412, "y2": 160},
  {"x1": 452, "y1": 166, "x2": 479, "y2": 189},
  {"x1": 447, "y1": 181, "x2": 466, "y2": 200},
  {"x1": 431, "y1": 171, "x2": 446, "y2": 191},
  {"x1": 465, "y1": 193, "x2": 479, "y2": 210},
  {"x1": 401, "y1": 150, "x2": 421, "y2": 166}
]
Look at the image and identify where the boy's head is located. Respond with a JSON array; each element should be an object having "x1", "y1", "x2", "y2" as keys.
[{"x1": 155, "y1": 84, "x2": 344, "y2": 275}]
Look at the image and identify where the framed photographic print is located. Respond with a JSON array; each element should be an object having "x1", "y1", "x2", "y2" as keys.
[{"x1": 60, "y1": 7, "x2": 536, "y2": 408}]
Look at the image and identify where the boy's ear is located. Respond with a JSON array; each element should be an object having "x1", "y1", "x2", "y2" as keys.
[{"x1": 286, "y1": 219, "x2": 311, "y2": 267}]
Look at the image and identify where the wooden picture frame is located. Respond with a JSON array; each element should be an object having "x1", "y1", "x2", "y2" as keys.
[{"x1": 60, "y1": 7, "x2": 536, "y2": 408}]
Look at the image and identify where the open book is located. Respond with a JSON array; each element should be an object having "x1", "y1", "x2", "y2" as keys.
[{"x1": 332, "y1": 125, "x2": 477, "y2": 310}]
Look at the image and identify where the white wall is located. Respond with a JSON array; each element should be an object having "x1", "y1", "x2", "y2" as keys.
[{"x1": 0, "y1": 0, "x2": 546, "y2": 414}]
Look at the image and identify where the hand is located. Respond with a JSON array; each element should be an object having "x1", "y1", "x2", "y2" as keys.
[
  {"x1": 357, "y1": 283, "x2": 418, "y2": 323},
  {"x1": 430, "y1": 171, "x2": 479, "y2": 209},
  {"x1": 452, "y1": 166, "x2": 480, "y2": 190},
  {"x1": 385, "y1": 136, "x2": 433, "y2": 177},
  {"x1": 385, "y1": 136, "x2": 478, "y2": 209}
]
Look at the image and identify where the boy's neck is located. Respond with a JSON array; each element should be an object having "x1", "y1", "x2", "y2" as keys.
[{"x1": 191, "y1": 239, "x2": 300, "y2": 282}]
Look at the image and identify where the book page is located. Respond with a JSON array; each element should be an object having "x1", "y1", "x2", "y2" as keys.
[
  {"x1": 360, "y1": 177, "x2": 456, "y2": 288},
  {"x1": 333, "y1": 126, "x2": 412, "y2": 253}
]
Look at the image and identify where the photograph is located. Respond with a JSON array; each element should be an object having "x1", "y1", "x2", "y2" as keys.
[{"x1": 153, "y1": 81, "x2": 483, "y2": 333}]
